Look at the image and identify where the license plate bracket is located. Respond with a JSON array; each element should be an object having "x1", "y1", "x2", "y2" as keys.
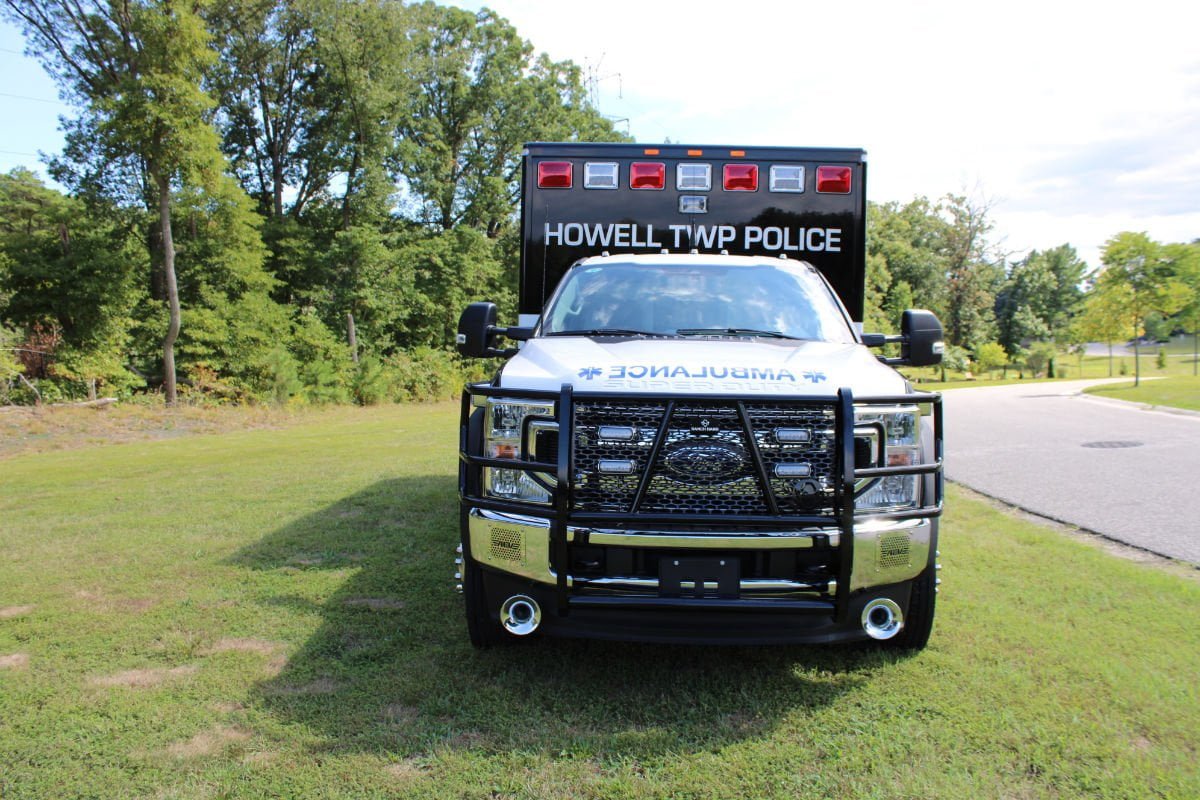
[{"x1": 658, "y1": 557, "x2": 740, "y2": 599}]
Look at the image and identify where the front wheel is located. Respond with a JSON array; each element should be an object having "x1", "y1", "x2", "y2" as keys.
[
  {"x1": 462, "y1": 553, "x2": 506, "y2": 648},
  {"x1": 885, "y1": 564, "x2": 936, "y2": 650}
]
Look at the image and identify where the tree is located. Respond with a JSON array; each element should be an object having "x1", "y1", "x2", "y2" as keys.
[
  {"x1": 1162, "y1": 241, "x2": 1200, "y2": 376},
  {"x1": 4, "y1": 0, "x2": 228, "y2": 404},
  {"x1": 1100, "y1": 233, "x2": 1186, "y2": 386},
  {"x1": 996, "y1": 244, "x2": 1086, "y2": 353},
  {"x1": 396, "y1": 3, "x2": 626, "y2": 235},
  {"x1": 0, "y1": 168, "x2": 144, "y2": 396},
  {"x1": 1075, "y1": 276, "x2": 1135, "y2": 377},
  {"x1": 941, "y1": 194, "x2": 1002, "y2": 352}
]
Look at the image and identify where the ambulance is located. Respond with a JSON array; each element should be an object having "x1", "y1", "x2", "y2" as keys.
[{"x1": 454, "y1": 142, "x2": 944, "y2": 647}]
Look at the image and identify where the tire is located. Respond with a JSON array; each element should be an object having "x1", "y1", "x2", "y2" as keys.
[
  {"x1": 463, "y1": 553, "x2": 506, "y2": 648},
  {"x1": 885, "y1": 517, "x2": 938, "y2": 651}
]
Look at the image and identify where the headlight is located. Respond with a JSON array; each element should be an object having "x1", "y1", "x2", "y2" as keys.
[
  {"x1": 484, "y1": 399, "x2": 555, "y2": 504},
  {"x1": 854, "y1": 405, "x2": 921, "y2": 511}
]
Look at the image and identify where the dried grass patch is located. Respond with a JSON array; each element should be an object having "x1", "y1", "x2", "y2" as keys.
[
  {"x1": 202, "y1": 638, "x2": 281, "y2": 656},
  {"x1": 164, "y1": 726, "x2": 251, "y2": 759},
  {"x1": 0, "y1": 653, "x2": 30, "y2": 669},
  {"x1": 0, "y1": 604, "x2": 35, "y2": 619},
  {"x1": 90, "y1": 664, "x2": 197, "y2": 688}
]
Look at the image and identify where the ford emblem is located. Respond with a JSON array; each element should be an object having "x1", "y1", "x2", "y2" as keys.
[{"x1": 661, "y1": 440, "x2": 749, "y2": 485}]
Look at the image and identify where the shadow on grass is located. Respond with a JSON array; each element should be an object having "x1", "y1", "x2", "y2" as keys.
[{"x1": 232, "y1": 477, "x2": 901, "y2": 758}]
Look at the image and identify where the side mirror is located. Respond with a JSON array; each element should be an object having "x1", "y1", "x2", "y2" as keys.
[
  {"x1": 456, "y1": 302, "x2": 534, "y2": 358},
  {"x1": 457, "y1": 302, "x2": 497, "y2": 358},
  {"x1": 901, "y1": 309, "x2": 944, "y2": 367}
]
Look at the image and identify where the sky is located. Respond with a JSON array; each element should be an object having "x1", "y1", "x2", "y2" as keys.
[{"x1": 2, "y1": 0, "x2": 1198, "y2": 270}]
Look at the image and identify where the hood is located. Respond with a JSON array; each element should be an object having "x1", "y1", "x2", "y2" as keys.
[{"x1": 499, "y1": 336, "x2": 907, "y2": 396}]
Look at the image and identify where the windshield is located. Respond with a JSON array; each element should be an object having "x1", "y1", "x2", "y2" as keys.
[{"x1": 540, "y1": 260, "x2": 855, "y2": 343}]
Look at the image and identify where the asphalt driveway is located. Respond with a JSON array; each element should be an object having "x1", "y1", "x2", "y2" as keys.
[{"x1": 941, "y1": 379, "x2": 1200, "y2": 564}]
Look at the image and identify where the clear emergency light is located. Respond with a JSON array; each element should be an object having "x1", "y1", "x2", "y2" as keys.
[
  {"x1": 676, "y1": 163, "x2": 711, "y2": 191},
  {"x1": 723, "y1": 163, "x2": 758, "y2": 191},
  {"x1": 816, "y1": 166, "x2": 852, "y2": 193},
  {"x1": 769, "y1": 165, "x2": 805, "y2": 193},
  {"x1": 630, "y1": 162, "x2": 665, "y2": 190},
  {"x1": 537, "y1": 161, "x2": 572, "y2": 189},
  {"x1": 584, "y1": 162, "x2": 618, "y2": 189}
]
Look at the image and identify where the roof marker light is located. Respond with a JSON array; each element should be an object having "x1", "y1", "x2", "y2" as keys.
[
  {"x1": 643, "y1": 148, "x2": 660, "y2": 155},
  {"x1": 630, "y1": 162, "x2": 665, "y2": 190},
  {"x1": 723, "y1": 163, "x2": 758, "y2": 191},
  {"x1": 816, "y1": 165, "x2": 852, "y2": 193},
  {"x1": 687, "y1": 149, "x2": 703, "y2": 156},
  {"x1": 537, "y1": 161, "x2": 572, "y2": 189},
  {"x1": 730, "y1": 150, "x2": 746, "y2": 157},
  {"x1": 584, "y1": 162, "x2": 618, "y2": 189}
]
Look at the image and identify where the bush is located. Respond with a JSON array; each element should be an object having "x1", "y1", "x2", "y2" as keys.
[
  {"x1": 973, "y1": 342, "x2": 1007, "y2": 378},
  {"x1": 1157, "y1": 348, "x2": 1168, "y2": 370},
  {"x1": 386, "y1": 347, "x2": 481, "y2": 402}
]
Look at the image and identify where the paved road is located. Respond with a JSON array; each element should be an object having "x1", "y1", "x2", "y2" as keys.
[{"x1": 941, "y1": 379, "x2": 1200, "y2": 564}]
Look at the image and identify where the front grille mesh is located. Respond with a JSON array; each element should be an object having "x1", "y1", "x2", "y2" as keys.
[{"x1": 572, "y1": 399, "x2": 837, "y2": 515}]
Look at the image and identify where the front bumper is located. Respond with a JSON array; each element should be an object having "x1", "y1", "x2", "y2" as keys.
[{"x1": 466, "y1": 508, "x2": 933, "y2": 644}]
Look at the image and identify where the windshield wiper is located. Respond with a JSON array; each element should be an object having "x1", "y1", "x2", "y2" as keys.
[
  {"x1": 544, "y1": 328, "x2": 661, "y2": 337},
  {"x1": 676, "y1": 327, "x2": 803, "y2": 340}
]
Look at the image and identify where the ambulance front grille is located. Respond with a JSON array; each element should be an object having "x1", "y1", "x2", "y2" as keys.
[{"x1": 571, "y1": 400, "x2": 838, "y2": 516}]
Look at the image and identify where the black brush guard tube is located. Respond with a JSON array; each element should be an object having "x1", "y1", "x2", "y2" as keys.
[{"x1": 459, "y1": 384, "x2": 944, "y2": 624}]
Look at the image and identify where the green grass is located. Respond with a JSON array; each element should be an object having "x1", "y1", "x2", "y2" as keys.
[
  {"x1": 1, "y1": 403, "x2": 1198, "y2": 798},
  {"x1": 907, "y1": 350, "x2": 1199, "y2": 391},
  {"x1": 1084, "y1": 375, "x2": 1200, "y2": 412}
]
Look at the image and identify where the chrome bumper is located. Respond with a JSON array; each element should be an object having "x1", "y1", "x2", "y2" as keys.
[{"x1": 468, "y1": 508, "x2": 931, "y2": 595}]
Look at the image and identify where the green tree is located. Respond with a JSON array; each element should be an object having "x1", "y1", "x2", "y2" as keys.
[
  {"x1": 1074, "y1": 276, "x2": 1135, "y2": 377},
  {"x1": 397, "y1": 3, "x2": 626, "y2": 235},
  {"x1": 0, "y1": 168, "x2": 144, "y2": 396},
  {"x1": 996, "y1": 244, "x2": 1086, "y2": 352},
  {"x1": 1162, "y1": 241, "x2": 1200, "y2": 375},
  {"x1": 5, "y1": 0, "x2": 228, "y2": 404},
  {"x1": 1100, "y1": 232, "x2": 1187, "y2": 386},
  {"x1": 941, "y1": 194, "x2": 1001, "y2": 352}
]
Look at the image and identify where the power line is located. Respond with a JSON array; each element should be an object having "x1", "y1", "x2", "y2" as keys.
[
  {"x1": 0, "y1": 90, "x2": 63, "y2": 105},
  {"x1": 0, "y1": 149, "x2": 41, "y2": 157}
]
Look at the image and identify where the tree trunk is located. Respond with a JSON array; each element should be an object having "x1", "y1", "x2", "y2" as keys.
[
  {"x1": 1107, "y1": 342, "x2": 1113, "y2": 376},
  {"x1": 341, "y1": 147, "x2": 360, "y2": 231},
  {"x1": 1133, "y1": 338, "x2": 1141, "y2": 388},
  {"x1": 158, "y1": 173, "x2": 181, "y2": 406},
  {"x1": 347, "y1": 311, "x2": 359, "y2": 364}
]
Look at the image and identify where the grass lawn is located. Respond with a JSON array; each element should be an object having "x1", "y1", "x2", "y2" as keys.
[
  {"x1": 1083, "y1": 375, "x2": 1200, "y2": 412},
  {"x1": 908, "y1": 350, "x2": 1198, "y2": 391},
  {"x1": 1, "y1": 403, "x2": 1198, "y2": 799}
]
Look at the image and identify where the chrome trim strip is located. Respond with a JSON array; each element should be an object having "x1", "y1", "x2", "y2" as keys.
[
  {"x1": 585, "y1": 531, "x2": 834, "y2": 550},
  {"x1": 578, "y1": 577, "x2": 835, "y2": 594}
]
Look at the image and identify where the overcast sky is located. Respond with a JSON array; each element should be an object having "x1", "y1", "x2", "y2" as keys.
[{"x1": 2, "y1": 0, "x2": 1197, "y2": 269}]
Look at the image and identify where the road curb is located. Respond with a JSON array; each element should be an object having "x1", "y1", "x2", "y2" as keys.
[{"x1": 1075, "y1": 392, "x2": 1200, "y2": 419}]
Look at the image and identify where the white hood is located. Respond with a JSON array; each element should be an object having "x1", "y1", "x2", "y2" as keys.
[{"x1": 500, "y1": 337, "x2": 907, "y2": 396}]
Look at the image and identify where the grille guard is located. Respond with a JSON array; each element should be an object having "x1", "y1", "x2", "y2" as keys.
[{"x1": 459, "y1": 383, "x2": 944, "y2": 621}]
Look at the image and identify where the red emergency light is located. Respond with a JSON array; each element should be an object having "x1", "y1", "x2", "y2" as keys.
[
  {"x1": 537, "y1": 161, "x2": 572, "y2": 189},
  {"x1": 816, "y1": 166, "x2": 852, "y2": 193},
  {"x1": 723, "y1": 163, "x2": 758, "y2": 191},
  {"x1": 630, "y1": 162, "x2": 665, "y2": 189}
]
